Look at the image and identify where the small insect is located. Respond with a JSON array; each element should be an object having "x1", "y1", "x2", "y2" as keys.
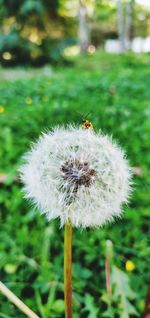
[
  {"x1": 82, "y1": 118, "x2": 93, "y2": 130},
  {"x1": 77, "y1": 111, "x2": 93, "y2": 130}
]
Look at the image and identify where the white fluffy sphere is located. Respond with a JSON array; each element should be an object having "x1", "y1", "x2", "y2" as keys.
[{"x1": 20, "y1": 126, "x2": 132, "y2": 228}]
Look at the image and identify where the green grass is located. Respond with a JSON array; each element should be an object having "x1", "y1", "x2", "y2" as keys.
[{"x1": 0, "y1": 52, "x2": 150, "y2": 317}]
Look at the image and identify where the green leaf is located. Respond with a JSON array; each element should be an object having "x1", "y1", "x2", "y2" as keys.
[
  {"x1": 112, "y1": 266, "x2": 139, "y2": 317},
  {"x1": 82, "y1": 294, "x2": 99, "y2": 318},
  {"x1": 51, "y1": 299, "x2": 64, "y2": 313}
]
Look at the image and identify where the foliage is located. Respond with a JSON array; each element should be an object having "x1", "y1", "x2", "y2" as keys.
[
  {"x1": 0, "y1": 0, "x2": 72, "y2": 66},
  {"x1": 0, "y1": 52, "x2": 150, "y2": 317},
  {"x1": 0, "y1": 0, "x2": 150, "y2": 66},
  {"x1": 111, "y1": 266, "x2": 138, "y2": 318}
]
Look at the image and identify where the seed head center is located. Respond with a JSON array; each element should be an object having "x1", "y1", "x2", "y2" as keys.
[{"x1": 61, "y1": 159, "x2": 96, "y2": 188}]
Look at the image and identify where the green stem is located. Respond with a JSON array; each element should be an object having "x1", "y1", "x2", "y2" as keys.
[{"x1": 64, "y1": 222, "x2": 72, "y2": 318}]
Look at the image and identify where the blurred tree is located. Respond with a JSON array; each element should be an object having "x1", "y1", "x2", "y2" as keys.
[
  {"x1": 78, "y1": 0, "x2": 89, "y2": 52},
  {"x1": 125, "y1": 0, "x2": 135, "y2": 50},
  {"x1": 0, "y1": 0, "x2": 69, "y2": 65},
  {"x1": 92, "y1": 0, "x2": 117, "y2": 46},
  {"x1": 117, "y1": 0, "x2": 125, "y2": 52},
  {"x1": 0, "y1": 0, "x2": 150, "y2": 65}
]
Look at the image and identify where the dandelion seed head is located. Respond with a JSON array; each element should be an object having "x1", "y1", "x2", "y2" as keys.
[{"x1": 20, "y1": 126, "x2": 132, "y2": 228}]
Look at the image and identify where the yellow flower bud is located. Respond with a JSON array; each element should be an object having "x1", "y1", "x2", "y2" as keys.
[
  {"x1": 25, "y1": 97, "x2": 32, "y2": 105},
  {"x1": 126, "y1": 260, "x2": 135, "y2": 272},
  {"x1": 0, "y1": 106, "x2": 4, "y2": 113}
]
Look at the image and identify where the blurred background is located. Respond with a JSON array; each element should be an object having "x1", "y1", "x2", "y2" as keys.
[
  {"x1": 0, "y1": 1, "x2": 150, "y2": 317},
  {"x1": 0, "y1": 0, "x2": 150, "y2": 66}
]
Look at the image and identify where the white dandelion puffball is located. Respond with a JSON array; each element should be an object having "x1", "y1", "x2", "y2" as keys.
[{"x1": 20, "y1": 126, "x2": 132, "y2": 228}]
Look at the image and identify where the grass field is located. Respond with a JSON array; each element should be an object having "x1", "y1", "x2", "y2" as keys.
[{"x1": 0, "y1": 52, "x2": 150, "y2": 318}]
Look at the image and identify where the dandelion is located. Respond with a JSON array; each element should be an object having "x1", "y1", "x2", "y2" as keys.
[
  {"x1": 25, "y1": 97, "x2": 32, "y2": 105},
  {"x1": 20, "y1": 126, "x2": 131, "y2": 228},
  {"x1": 20, "y1": 125, "x2": 132, "y2": 318},
  {"x1": 126, "y1": 260, "x2": 135, "y2": 272},
  {"x1": 0, "y1": 106, "x2": 4, "y2": 113}
]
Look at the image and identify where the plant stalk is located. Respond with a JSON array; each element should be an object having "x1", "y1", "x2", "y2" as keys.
[
  {"x1": 105, "y1": 260, "x2": 112, "y2": 298},
  {"x1": 64, "y1": 222, "x2": 72, "y2": 318},
  {"x1": 0, "y1": 281, "x2": 39, "y2": 318}
]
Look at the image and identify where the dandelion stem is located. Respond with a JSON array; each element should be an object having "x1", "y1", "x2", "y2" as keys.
[
  {"x1": 105, "y1": 260, "x2": 112, "y2": 297},
  {"x1": 64, "y1": 222, "x2": 72, "y2": 318}
]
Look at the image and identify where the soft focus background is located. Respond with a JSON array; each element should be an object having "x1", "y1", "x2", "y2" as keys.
[{"x1": 0, "y1": 1, "x2": 150, "y2": 317}]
